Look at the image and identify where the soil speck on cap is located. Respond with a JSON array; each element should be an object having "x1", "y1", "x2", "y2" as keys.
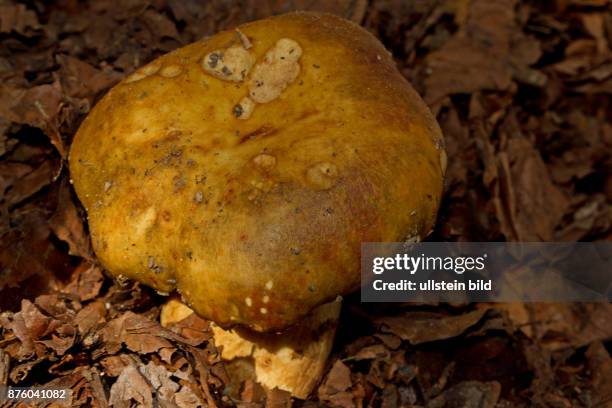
[
  {"x1": 234, "y1": 96, "x2": 255, "y2": 120},
  {"x1": 306, "y1": 162, "x2": 338, "y2": 190},
  {"x1": 173, "y1": 175, "x2": 187, "y2": 192},
  {"x1": 252, "y1": 153, "x2": 276, "y2": 170},
  {"x1": 147, "y1": 256, "x2": 163, "y2": 274},
  {"x1": 248, "y1": 38, "x2": 302, "y2": 104},
  {"x1": 233, "y1": 104, "x2": 243, "y2": 118},
  {"x1": 202, "y1": 45, "x2": 254, "y2": 82},
  {"x1": 207, "y1": 52, "x2": 221, "y2": 68}
]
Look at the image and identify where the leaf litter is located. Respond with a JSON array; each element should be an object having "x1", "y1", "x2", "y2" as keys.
[{"x1": 0, "y1": 0, "x2": 611, "y2": 406}]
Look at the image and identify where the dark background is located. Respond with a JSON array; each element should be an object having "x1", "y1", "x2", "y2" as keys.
[{"x1": 0, "y1": 0, "x2": 611, "y2": 406}]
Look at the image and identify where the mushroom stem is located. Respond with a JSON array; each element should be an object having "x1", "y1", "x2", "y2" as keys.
[{"x1": 161, "y1": 297, "x2": 342, "y2": 399}]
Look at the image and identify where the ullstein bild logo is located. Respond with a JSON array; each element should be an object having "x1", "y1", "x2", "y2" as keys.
[{"x1": 361, "y1": 242, "x2": 612, "y2": 303}]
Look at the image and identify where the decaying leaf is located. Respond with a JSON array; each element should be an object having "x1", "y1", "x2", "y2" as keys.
[
  {"x1": 376, "y1": 310, "x2": 487, "y2": 345},
  {"x1": 426, "y1": 381, "x2": 501, "y2": 408},
  {"x1": 108, "y1": 364, "x2": 153, "y2": 408},
  {"x1": 100, "y1": 312, "x2": 175, "y2": 355},
  {"x1": 49, "y1": 178, "x2": 92, "y2": 259},
  {"x1": 0, "y1": 0, "x2": 610, "y2": 406}
]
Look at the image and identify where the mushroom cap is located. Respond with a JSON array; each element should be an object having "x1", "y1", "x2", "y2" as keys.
[{"x1": 69, "y1": 12, "x2": 445, "y2": 332}]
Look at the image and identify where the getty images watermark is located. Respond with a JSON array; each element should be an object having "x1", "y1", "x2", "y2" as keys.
[{"x1": 361, "y1": 242, "x2": 612, "y2": 302}]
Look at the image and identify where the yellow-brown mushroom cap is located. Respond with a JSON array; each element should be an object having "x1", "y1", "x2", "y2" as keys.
[{"x1": 69, "y1": 12, "x2": 445, "y2": 332}]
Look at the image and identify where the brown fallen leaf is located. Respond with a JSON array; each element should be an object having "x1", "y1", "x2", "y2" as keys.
[
  {"x1": 175, "y1": 382, "x2": 206, "y2": 407},
  {"x1": 72, "y1": 369, "x2": 109, "y2": 407},
  {"x1": 57, "y1": 55, "x2": 122, "y2": 101},
  {"x1": 62, "y1": 262, "x2": 105, "y2": 302},
  {"x1": 350, "y1": 344, "x2": 391, "y2": 361},
  {"x1": 139, "y1": 361, "x2": 181, "y2": 405},
  {"x1": 373, "y1": 334, "x2": 402, "y2": 350},
  {"x1": 244, "y1": 0, "x2": 367, "y2": 23},
  {"x1": 318, "y1": 360, "x2": 353, "y2": 406},
  {"x1": 491, "y1": 303, "x2": 612, "y2": 350},
  {"x1": 3, "y1": 160, "x2": 57, "y2": 208},
  {"x1": 0, "y1": 206, "x2": 76, "y2": 310},
  {"x1": 265, "y1": 387, "x2": 292, "y2": 408},
  {"x1": 426, "y1": 381, "x2": 501, "y2": 408},
  {"x1": 34, "y1": 292, "x2": 80, "y2": 321},
  {"x1": 0, "y1": 299, "x2": 55, "y2": 358},
  {"x1": 375, "y1": 310, "x2": 487, "y2": 345},
  {"x1": 140, "y1": 9, "x2": 182, "y2": 44},
  {"x1": 75, "y1": 300, "x2": 107, "y2": 336},
  {"x1": 39, "y1": 367, "x2": 107, "y2": 407},
  {"x1": 424, "y1": 0, "x2": 518, "y2": 105},
  {"x1": 241, "y1": 379, "x2": 266, "y2": 403},
  {"x1": 0, "y1": 4, "x2": 40, "y2": 35},
  {"x1": 49, "y1": 178, "x2": 92, "y2": 259},
  {"x1": 0, "y1": 349, "x2": 9, "y2": 385},
  {"x1": 38, "y1": 323, "x2": 76, "y2": 355},
  {"x1": 380, "y1": 383, "x2": 399, "y2": 408},
  {"x1": 498, "y1": 115, "x2": 570, "y2": 241},
  {"x1": 164, "y1": 308, "x2": 212, "y2": 346},
  {"x1": 581, "y1": 13, "x2": 610, "y2": 55},
  {"x1": 324, "y1": 360, "x2": 352, "y2": 392},
  {"x1": 2, "y1": 82, "x2": 66, "y2": 157},
  {"x1": 108, "y1": 364, "x2": 153, "y2": 408},
  {"x1": 99, "y1": 354, "x2": 133, "y2": 377},
  {"x1": 585, "y1": 341, "x2": 612, "y2": 407},
  {"x1": 100, "y1": 311, "x2": 175, "y2": 355},
  {"x1": 0, "y1": 162, "x2": 31, "y2": 199}
]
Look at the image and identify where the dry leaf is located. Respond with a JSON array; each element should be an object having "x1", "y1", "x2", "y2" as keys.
[
  {"x1": 376, "y1": 310, "x2": 487, "y2": 345},
  {"x1": 49, "y1": 178, "x2": 92, "y2": 259},
  {"x1": 109, "y1": 364, "x2": 153, "y2": 408}
]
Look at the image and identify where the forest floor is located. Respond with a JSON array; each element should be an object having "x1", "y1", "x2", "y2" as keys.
[{"x1": 0, "y1": 0, "x2": 611, "y2": 406}]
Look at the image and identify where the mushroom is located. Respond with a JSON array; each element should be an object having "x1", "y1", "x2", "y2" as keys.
[
  {"x1": 69, "y1": 12, "x2": 445, "y2": 398},
  {"x1": 161, "y1": 295, "x2": 342, "y2": 398}
]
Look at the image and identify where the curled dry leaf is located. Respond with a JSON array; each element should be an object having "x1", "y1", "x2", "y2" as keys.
[
  {"x1": 424, "y1": 0, "x2": 517, "y2": 105},
  {"x1": 49, "y1": 178, "x2": 92, "y2": 260},
  {"x1": 426, "y1": 381, "x2": 501, "y2": 408},
  {"x1": 585, "y1": 341, "x2": 612, "y2": 406},
  {"x1": 0, "y1": 3, "x2": 40, "y2": 35},
  {"x1": 101, "y1": 312, "x2": 175, "y2": 356},
  {"x1": 0, "y1": 299, "x2": 53, "y2": 358},
  {"x1": 318, "y1": 360, "x2": 354, "y2": 406},
  {"x1": 108, "y1": 364, "x2": 153, "y2": 408},
  {"x1": 3, "y1": 160, "x2": 57, "y2": 208},
  {"x1": 62, "y1": 262, "x2": 105, "y2": 302},
  {"x1": 504, "y1": 135, "x2": 569, "y2": 241},
  {"x1": 75, "y1": 300, "x2": 107, "y2": 336},
  {"x1": 57, "y1": 55, "x2": 122, "y2": 101},
  {"x1": 0, "y1": 82, "x2": 66, "y2": 157},
  {"x1": 375, "y1": 310, "x2": 487, "y2": 345},
  {"x1": 491, "y1": 303, "x2": 612, "y2": 350}
]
